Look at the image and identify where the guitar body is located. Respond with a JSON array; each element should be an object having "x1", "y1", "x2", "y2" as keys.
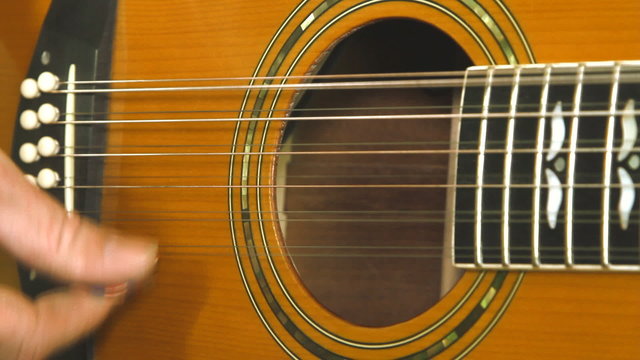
[{"x1": 7, "y1": 0, "x2": 640, "y2": 358}]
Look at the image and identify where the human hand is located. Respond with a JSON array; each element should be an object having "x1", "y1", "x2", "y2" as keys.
[{"x1": 0, "y1": 150, "x2": 157, "y2": 359}]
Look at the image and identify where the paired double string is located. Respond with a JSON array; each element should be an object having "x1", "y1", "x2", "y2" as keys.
[{"x1": 39, "y1": 67, "x2": 640, "y2": 260}]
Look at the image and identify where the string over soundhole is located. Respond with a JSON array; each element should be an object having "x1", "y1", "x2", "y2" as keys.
[{"x1": 276, "y1": 20, "x2": 470, "y2": 327}]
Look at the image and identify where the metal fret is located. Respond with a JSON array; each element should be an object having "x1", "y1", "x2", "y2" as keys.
[
  {"x1": 475, "y1": 66, "x2": 495, "y2": 266},
  {"x1": 602, "y1": 63, "x2": 622, "y2": 266},
  {"x1": 501, "y1": 67, "x2": 521, "y2": 266},
  {"x1": 565, "y1": 63, "x2": 585, "y2": 266},
  {"x1": 452, "y1": 69, "x2": 470, "y2": 266},
  {"x1": 532, "y1": 65, "x2": 552, "y2": 267}
]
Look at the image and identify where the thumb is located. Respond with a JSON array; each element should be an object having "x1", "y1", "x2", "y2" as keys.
[{"x1": 0, "y1": 150, "x2": 157, "y2": 284}]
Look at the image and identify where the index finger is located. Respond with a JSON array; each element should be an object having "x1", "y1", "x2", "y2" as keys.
[{"x1": 0, "y1": 150, "x2": 157, "y2": 284}]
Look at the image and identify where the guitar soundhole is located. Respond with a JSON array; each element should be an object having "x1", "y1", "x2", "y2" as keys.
[{"x1": 276, "y1": 20, "x2": 471, "y2": 327}]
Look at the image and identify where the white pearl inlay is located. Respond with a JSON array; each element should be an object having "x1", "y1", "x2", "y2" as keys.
[
  {"x1": 546, "y1": 101, "x2": 565, "y2": 161},
  {"x1": 554, "y1": 157, "x2": 566, "y2": 172},
  {"x1": 19, "y1": 143, "x2": 40, "y2": 164},
  {"x1": 37, "y1": 136, "x2": 60, "y2": 157},
  {"x1": 36, "y1": 168, "x2": 60, "y2": 189},
  {"x1": 19, "y1": 110, "x2": 40, "y2": 130},
  {"x1": 617, "y1": 99, "x2": 637, "y2": 162},
  {"x1": 629, "y1": 154, "x2": 640, "y2": 170},
  {"x1": 617, "y1": 167, "x2": 635, "y2": 230},
  {"x1": 37, "y1": 103, "x2": 60, "y2": 124},
  {"x1": 545, "y1": 168, "x2": 563, "y2": 229}
]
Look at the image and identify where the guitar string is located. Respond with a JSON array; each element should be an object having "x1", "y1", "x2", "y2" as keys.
[
  {"x1": 155, "y1": 244, "x2": 636, "y2": 251},
  {"x1": 91, "y1": 209, "x2": 640, "y2": 254},
  {"x1": 62, "y1": 99, "x2": 625, "y2": 114},
  {"x1": 98, "y1": 217, "x2": 639, "y2": 225},
  {"x1": 38, "y1": 71, "x2": 640, "y2": 261},
  {"x1": 93, "y1": 170, "x2": 613, "y2": 178},
  {"x1": 50, "y1": 109, "x2": 640, "y2": 125},
  {"x1": 154, "y1": 252, "x2": 640, "y2": 261},
  {"x1": 49, "y1": 145, "x2": 640, "y2": 158},
  {"x1": 49, "y1": 70, "x2": 640, "y2": 94},
  {"x1": 153, "y1": 252, "x2": 638, "y2": 259},
  {"x1": 120, "y1": 236, "x2": 640, "y2": 258},
  {"x1": 63, "y1": 137, "x2": 627, "y2": 150},
  {"x1": 80, "y1": 209, "x2": 638, "y2": 216},
  {"x1": 61, "y1": 69, "x2": 470, "y2": 85},
  {"x1": 56, "y1": 66, "x2": 640, "y2": 86},
  {"x1": 57, "y1": 184, "x2": 640, "y2": 189},
  {"x1": 155, "y1": 245, "x2": 638, "y2": 255},
  {"x1": 154, "y1": 244, "x2": 638, "y2": 253}
]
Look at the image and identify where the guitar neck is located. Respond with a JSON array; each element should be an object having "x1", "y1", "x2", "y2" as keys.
[{"x1": 452, "y1": 61, "x2": 640, "y2": 271}]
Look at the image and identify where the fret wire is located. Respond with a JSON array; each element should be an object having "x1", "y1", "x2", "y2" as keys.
[
  {"x1": 565, "y1": 63, "x2": 586, "y2": 266},
  {"x1": 502, "y1": 66, "x2": 521, "y2": 266},
  {"x1": 602, "y1": 63, "x2": 622, "y2": 267},
  {"x1": 532, "y1": 65, "x2": 552, "y2": 267},
  {"x1": 475, "y1": 66, "x2": 494, "y2": 266},
  {"x1": 450, "y1": 72, "x2": 465, "y2": 269}
]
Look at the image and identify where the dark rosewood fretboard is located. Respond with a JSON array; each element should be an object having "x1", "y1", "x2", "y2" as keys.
[{"x1": 453, "y1": 61, "x2": 640, "y2": 271}]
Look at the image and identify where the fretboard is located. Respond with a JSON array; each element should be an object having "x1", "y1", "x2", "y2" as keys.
[{"x1": 452, "y1": 60, "x2": 640, "y2": 271}]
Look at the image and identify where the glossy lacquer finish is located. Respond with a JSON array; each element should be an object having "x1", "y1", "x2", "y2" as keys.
[{"x1": 8, "y1": 0, "x2": 640, "y2": 359}]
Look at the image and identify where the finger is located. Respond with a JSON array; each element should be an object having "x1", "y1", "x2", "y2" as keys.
[
  {"x1": 0, "y1": 150, "x2": 157, "y2": 284},
  {"x1": 0, "y1": 285, "x2": 119, "y2": 360}
]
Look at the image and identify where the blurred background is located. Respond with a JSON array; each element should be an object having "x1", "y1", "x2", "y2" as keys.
[{"x1": 0, "y1": 1, "x2": 50, "y2": 288}]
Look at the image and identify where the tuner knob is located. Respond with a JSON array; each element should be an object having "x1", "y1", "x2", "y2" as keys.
[
  {"x1": 20, "y1": 78, "x2": 40, "y2": 99},
  {"x1": 37, "y1": 72, "x2": 60, "y2": 92},
  {"x1": 19, "y1": 143, "x2": 40, "y2": 164},
  {"x1": 37, "y1": 103, "x2": 60, "y2": 124},
  {"x1": 37, "y1": 136, "x2": 60, "y2": 157},
  {"x1": 36, "y1": 168, "x2": 60, "y2": 189},
  {"x1": 19, "y1": 110, "x2": 40, "y2": 130}
]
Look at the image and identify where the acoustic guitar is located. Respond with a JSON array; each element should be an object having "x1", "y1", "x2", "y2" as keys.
[{"x1": 7, "y1": 0, "x2": 640, "y2": 358}]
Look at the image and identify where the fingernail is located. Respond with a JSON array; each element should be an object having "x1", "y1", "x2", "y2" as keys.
[
  {"x1": 104, "y1": 235, "x2": 158, "y2": 278},
  {"x1": 90, "y1": 282, "x2": 129, "y2": 298}
]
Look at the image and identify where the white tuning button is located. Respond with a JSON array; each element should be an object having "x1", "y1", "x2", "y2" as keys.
[
  {"x1": 24, "y1": 174, "x2": 37, "y2": 186},
  {"x1": 20, "y1": 78, "x2": 40, "y2": 99},
  {"x1": 19, "y1": 143, "x2": 40, "y2": 163},
  {"x1": 37, "y1": 103, "x2": 60, "y2": 124},
  {"x1": 37, "y1": 72, "x2": 60, "y2": 92},
  {"x1": 37, "y1": 136, "x2": 60, "y2": 157},
  {"x1": 19, "y1": 110, "x2": 40, "y2": 130},
  {"x1": 37, "y1": 168, "x2": 60, "y2": 189}
]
